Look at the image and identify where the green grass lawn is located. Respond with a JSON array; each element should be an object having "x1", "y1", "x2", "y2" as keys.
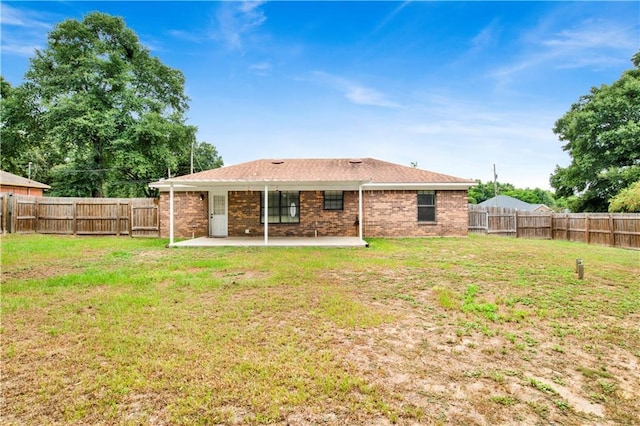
[{"x1": 1, "y1": 234, "x2": 638, "y2": 425}]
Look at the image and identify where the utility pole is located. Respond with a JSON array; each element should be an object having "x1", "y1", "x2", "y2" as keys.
[
  {"x1": 28, "y1": 162, "x2": 32, "y2": 180},
  {"x1": 493, "y1": 164, "x2": 498, "y2": 207},
  {"x1": 190, "y1": 140, "x2": 194, "y2": 175}
]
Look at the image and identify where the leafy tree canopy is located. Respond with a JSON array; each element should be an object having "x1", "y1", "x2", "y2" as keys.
[
  {"x1": 468, "y1": 180, "x2": 558, "y2": 208},
  {"x1": 0, "y1": 77, "x2": 54, "y2": 182},
  {"x1": 550, "y1": 51, "x2": 640, "y2": 212},
  {"x1": 175, "y1": 141, "x2": 224, "y2": 177},
  {"x1": 609, "y1": 180, "x2": 640, "y2": 212},
  {"x1": 2, "y1": 12, "x2": 222, "y2": 197}
]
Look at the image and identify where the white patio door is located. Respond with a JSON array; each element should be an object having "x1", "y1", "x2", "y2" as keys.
[{"x1": 209, "y1": 192, "x2": 228, "y2": 237}]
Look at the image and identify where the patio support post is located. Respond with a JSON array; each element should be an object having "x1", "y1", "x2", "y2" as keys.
[
  {"x1": 169, "y1": 183, "x2": 174, "y2": 246},
  {"x1": 264, "y1": 184, "x2": 268, "y2": 245},
  {"x1": 358, "y1": 183, "x2": 363, "y2": 241}
]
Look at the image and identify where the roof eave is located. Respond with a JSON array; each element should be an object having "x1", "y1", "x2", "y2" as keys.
[
  {"x1": 150, "y1": 180, "x2": 475, "y2": 191},
  {"x1": 362, "y1": 182, "x2": 475, "y2": 190},
  {"x1": 150, "y1": 180, "x2": 368, "y2": 191}
]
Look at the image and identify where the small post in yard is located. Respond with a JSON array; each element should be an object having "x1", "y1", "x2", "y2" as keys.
[{"x1": 576, "y1": 258, "x2": 584, "y2": 280}]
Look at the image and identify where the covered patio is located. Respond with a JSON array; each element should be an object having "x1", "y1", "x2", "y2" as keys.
[
  {"x1": 170, "y1": 236, "x2": 368, "y2": 248},
  {"x1": 149, "y1": 159, "x2": 475, "y2": 245}
]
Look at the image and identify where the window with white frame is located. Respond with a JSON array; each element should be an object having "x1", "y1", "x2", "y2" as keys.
[{"x1": 417, "y1": 190, "x2": 436, "y2": 222}]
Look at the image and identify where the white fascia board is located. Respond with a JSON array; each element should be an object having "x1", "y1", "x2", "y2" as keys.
[
  {"x1": 151, "y1": 180, "x2": 476, "y2": 192},
  {"x1": 361, "y1": 182, "x2": 476, "y2": 190},
  {"x1": 150, "y1": 180, "x2": 365, "y2": 192}
]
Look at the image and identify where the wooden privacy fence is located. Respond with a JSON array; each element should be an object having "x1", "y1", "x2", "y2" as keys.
[
  {"x1": 1, "y1": 194, "x2": 159, "y2": 237},
  {"x1": 469, "y1": 205, "x2": 640, "y2": 250}
]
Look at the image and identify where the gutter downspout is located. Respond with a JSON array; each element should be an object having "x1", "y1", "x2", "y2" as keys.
[
  {"x1": 169, "y1": 183, "x2": 174, "y2": 246},
  {"x1": 264, "y1": 184, "x2": 268, "y2": 245}
]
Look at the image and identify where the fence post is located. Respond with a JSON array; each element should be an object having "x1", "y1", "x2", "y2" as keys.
[
  {"x1": 7, "y1": 193, "x2": 14, "y2": 233},
  {"x1": 34, "y1": 197, "x2": 40, "y2": 233},
  {"x1": 566, "y1": 213, "x2": 570, "y2": 241},
  {"x1": 116, "y1": 201, "x2": 121, "y2": 236},
  {"x1": 129, "y1": 203, "x2": 134, "y2": 238},
  {"x1": 72, "y1": 201, "x2": 77, "y2": 235},
  {"x1": 584, "y1": 213, "x2": 590, "y2": 244},
  {"x1": 514, "y1": 210, "x2": 519, "y2": 238},
  {"x1": 609, "y1": 214, "x2": 615, "y2": 247}
]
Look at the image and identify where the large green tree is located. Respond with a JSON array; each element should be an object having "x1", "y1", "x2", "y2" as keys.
[
  {"x1": 468, "y1": 179, "x2": 557, "y2": 207},
  {"x1": 0, "y1": 77, "x2": 57, "y2": 182},
  {"x1": 609, "y1": 180, "x2": 640, "y2": 212},
  {"x1": 18, "y1": 12, "x2": 201, "y2": 197},
  {"x1": 550, "y1": 52, "x2": 640, "y2": 212},
  {"x1": 175, "y1": 141, "x2": 224, "y2": 177}
]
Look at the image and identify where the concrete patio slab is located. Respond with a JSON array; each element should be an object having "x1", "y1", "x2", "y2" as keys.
[{"x1": 170, "y1": 236, "x2": 368, "y2": 248}]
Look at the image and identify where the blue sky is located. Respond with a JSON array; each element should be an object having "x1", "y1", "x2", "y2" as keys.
[{"x1": 2, "y1": 1, "x2": 638, "y2": 189}]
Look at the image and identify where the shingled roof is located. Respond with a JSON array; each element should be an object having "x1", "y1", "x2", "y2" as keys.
[
  {"x1": 0, "y1": 170, "x2": 51, "y2": 189},
  {"x1": 151, "y1": 158, "x2": 474, "y2": 189}
]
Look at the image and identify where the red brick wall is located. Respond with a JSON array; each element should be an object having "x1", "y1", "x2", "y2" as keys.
[
  {"x1": 159, "y1": 191, "x2": 208, "y2": 238},
  {"x1": 161, "y1": 189, "x2": 468, "y2": 238},
  {"x1": 227, "y1": 190, "x2": 360, "y2": 237},
  {"x1": 363, "y1": 190, "x2": 468, "y2": 237}
]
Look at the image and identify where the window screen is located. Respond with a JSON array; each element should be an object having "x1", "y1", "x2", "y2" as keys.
[
  {"x1": 261, "y1": 191, "x2": 300, "y2": 223},
  {"x1": 417, "y1": 191, "x2": 436, "y2": 222},
  {"x1": 324, "y1": 191, "x2": 344, "y2": 210}
]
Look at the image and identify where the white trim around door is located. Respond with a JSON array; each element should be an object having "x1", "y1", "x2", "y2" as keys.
[{"x1": 209, "y1": 191, "x2": 228, "y2": 237}]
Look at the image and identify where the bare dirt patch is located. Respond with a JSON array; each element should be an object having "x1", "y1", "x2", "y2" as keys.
[
  {"x1": 312, "y1": 262, "x2": 640, "y2": 425},
  {"x1": 2, "y1": 236, "x2": 638, "y2": 425}
]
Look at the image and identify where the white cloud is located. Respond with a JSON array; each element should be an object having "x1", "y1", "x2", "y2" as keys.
[
  {"x1": 310, "y1": 71, "x2": 402, "y2": 109},
  {"x1": 0, "y1": 4, "x2": 53, "y2": 58},
  {"x1": 373, "y1": 1, "x2": 412, "y2": 33},
  {"x1": 1, "y1": 43, "x2": 41, "y2": 56},
  {"x1": 471, "y1": 19, "x2": 500, "y2": 51},
  {"x1": 542, "y1": 20, "x2": 636, "y2": 51},
  {"x1": 213, "y1": 1, "x2": 267, "y2": 51},
  {"x1": 0, "y1": 4, "x2": 51, "y2": 28},
  {"x1": 491, "y1": 17, "x2": 637, "y2": 80},
  {"x1": 167, "y1": 29, "x2": 204, "y2": 44},
  {"x1": 249, "y1": 62, "x2": 272, "y2": 76},
  {"x1": 396, "y1": 93, "x2": 565, "y2": 188}
]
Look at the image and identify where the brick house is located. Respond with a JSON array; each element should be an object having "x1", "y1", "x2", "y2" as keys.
[
  {"x1": 149, "y1": 158, "x2": 475, "y2": 245},
  {"x1": 0, "y1": 170, "x2": 51, "y2": 196}
]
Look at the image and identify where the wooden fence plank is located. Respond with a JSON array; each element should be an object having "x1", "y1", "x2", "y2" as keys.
[
  {"x1": 468, "y1": 205, "x2": 640, "y2": 249},
  {"x1": 8, "y1": 195, "x2": 159, "y2": 237}
]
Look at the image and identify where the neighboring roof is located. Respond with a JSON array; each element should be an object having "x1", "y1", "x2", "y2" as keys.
[
  {"x1": 0, "y1": 170, "x2": 51, "y2": 189},
  {"x1": 530, "y1": 203, "x2": 552, "y2": 212},
  {"x1": 478, "y1": 195, "x2": 545, "y2": 211},
  {"x1": 150, "y1": 158, "x2": 476, "y2": 191}
]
